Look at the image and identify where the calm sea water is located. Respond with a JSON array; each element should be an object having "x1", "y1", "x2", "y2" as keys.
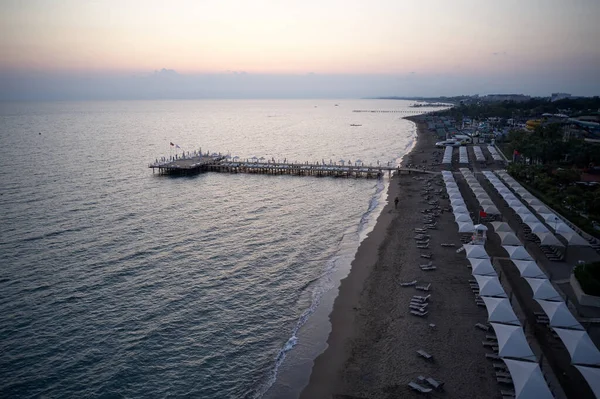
[{"x1": 0, "y1": 99, "x2": 437, "y2": 398}]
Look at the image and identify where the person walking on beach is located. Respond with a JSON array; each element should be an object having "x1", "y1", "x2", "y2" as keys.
[{"x1": 394, "y1": 196, "x2": 399, "y2": 210}]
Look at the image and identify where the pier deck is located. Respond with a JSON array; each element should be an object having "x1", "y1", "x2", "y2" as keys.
[{"x1": 149, "y1": 154, "x2": 438, "y2": 177}]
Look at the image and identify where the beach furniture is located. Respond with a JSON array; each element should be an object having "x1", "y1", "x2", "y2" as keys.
[
  {"x1": 420, "y1": 266, "x2": 437, "y2": 271},
  {"x1": 493, "y1": 362, "x2": 508, "y2": 370},
  {"x1": 501, "y1": 389, "x2": 515, "y2": 397},
  {"x1": 441, "y1": 243, "x2": 455, "y2": 247},
  {"x1": 417, "y1": 244, "x2": 430, "y2": 249},
  {"x1": 410, "y1": 304, "x2": 427, "y2": 311},
  {"x1": 411, "y1": 310, "x2": 428, "y2": 317},
  {"x1": 420, "y1": 254, "x2": 432, "y2": 259},
  {"x1": 417, "y1": 349, "x2": 433, "y2": 360},
  {"x1": 408, "y1": 382, "x2": 432, "y2": 394},
  {"x1": 485, "y1": 353, "x2": 500, "y2": 360},
  {"x1": 400, "y1": 280, "x2": 417, "y2": 287},
  {"x1": 496, "y1": 371, "x2": 511, "y2": 378},
  {"x1": 476, "y1": 323, "x2": 491, "y2": 331},
  {"x1": 482, "y1": 341, "x2": 498, "y2": 348},
  {"x1": 416, "y1": 283, "x2": 431, "y2": 292},
  {"x1": 486, "y1": 335, "x2": 498, "y2": 341},
  {"x1": 420, "y1": 261, "x2": 433, "y2": 267},
  {"x1": 413, "y1": 294, "x2": 431, "y2": 302},
  {"x1": 496, "y1": 377, "x2": 513, "y2": 385},
  {"x1": 425, "y1": 377, "x2": 444, "y2": 390}
]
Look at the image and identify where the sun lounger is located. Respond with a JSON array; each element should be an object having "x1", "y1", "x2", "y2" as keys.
[
  {"x1": 486, "y1": 335, "x2": 498, "y2": 341},
  {"x1": 408, "y1": 382, "x2": 432, "y2": 394},
  {"x1": 420, "y1": 261, "x2": 433, "y2": 267},
  {"x1": 496, "y1": 372, "x2": 511, "y2": 379},
  {"x1": 493, "y1": 362, "x2": 507, "y2": 370},
  {"x1": 416, "y1": 283, "x2": 431, "y2": 292},
  {"x1": 425, "y1": 377, "x2": 444, "y2": 390},
  {"x1": 501, "y1": 390, "x2": 515, "y2": 397},
  {"x1": 420, "y1": 254, "x2": 432, "y2": 259},
  {"x1": 497, "y1": 377, "x2": 513, "y2": 385},
  {"x1": 441, "y1": 243, "x2": 455, "y2": 247},
  {"x1": 485, "y1": 353, "x2": 500, "y2": 360},
  {"x1": 413, "y1": 294, "x2": 431, "y2": 302},
  {"x1": 417, "y1": 244, "x2": 430, "y2": 249},
  {"x1": 420, "y1": 266, "x2": 437, "y2": 271},
  {"x1": 482, "y1": 341, "x2": 498, "y2": 347},
  {"x1": 476, "y1": 323, "x2": 490, "y2": 331},
  {"x1": 410, "y1": 304, "x2": 427, "y2": 311},
  {"x1": 417, "y1": 349, "x2": 433, "y2": 360},
  {"x1": 400, "y1": 280, "x2": 417, "y2": 287},
  {"x1": 411, "y1": 310, "x2": 428, "y2": 317}
]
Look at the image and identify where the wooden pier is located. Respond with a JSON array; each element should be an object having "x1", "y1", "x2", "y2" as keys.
[{"x1": 149, "y1": 153, "x2": 438, "y2": 177}]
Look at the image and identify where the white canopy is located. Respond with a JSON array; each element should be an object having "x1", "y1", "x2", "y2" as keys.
[
  {"x1": 511, "y1": 206, "x2": 529, "y2": 214},
  {"x1": 479, "y1": 199, "x2": 495, "y2": 206},
  {"x1": 524, "y1": 278, "x2": 562, "y2": 301},
  {"x1": 497, "y1": 188, "x2": 512, "y2": 195},
  {"x1": 458, "y1": 222, "x2": 476, "y2": 233},
  {"x1": 506, "y1": 199, "x2": 522, "y2": 207},
  {"x1": 534, "y1": 232, "x2": 564, "y2": 247},
  {"x1": 455, "y1": 213, "x2": 472, "y2": 223},
  {"x1": 451, "y1": 198, "x2": 466, "y2": 207},
  {"x1": 558, "y1": 232, "x2": 590, "y2": 246},
  {"x1": 526, "y1": 198, "x2": 543, "y2": 206},
  {"x1": 535, "y1": 299, "x2": 584, "y2": 330},
  {"x1": 474, "y1": 224, "x2": 488, "y2": 231},
  {"x1": 503, "y1": 245, "x2": 534, "y2": 261},
  {"x1": 469, "y1": 258, "x2": 497, "y2": 276},
  {"x1": 511, "y1": 260, "x2": 546, "y2": 279},
  {"x1": 525, "y1": 221, "x2": 550, "y2": 233},
  {"x1": 482, "y1": 205, "x2": 500, "y2": 214},
  {"x1": 540, "y1": 213, "x2": 561, "y2": 224},
  {"x1": 575, "y1": 365, "x2": 600, "y2": 398},
  {"x1": 502, "y1": 359, "x2": 554, "y2": 399},
  {"x1": 532, "y1": 205, "x2": 551, "y2": 214},
  {"x1": 517, "y1": 213, "x2": 539, "y2": 223},
  {"x1": 446, "y1": 188, "x2": 461, "y2": 195},
  {"x1": 453, "y1": 205, "x2": 468, "y2": 213},
  {"x1": 463, "y1": 244, "x2": 490, "y2": 259},
  {"x1": 449, "y1": 193, "x2": 463, "y2": 200},
  {"x1": 491, "y1": 222, "x2": 513, "y2": 233},
  {"x1": 472, "y1": 187, "x2": 486, "y2": 194},
  {"x1": 445, "y1": 182, "x2": 458, "y2": 188},
  {"x1": 497, "y1": 231, "x2": 521, "y2": 246},
  {"x1": 491, "y1": 323, "x2": 535, "y2": 360},
  {"x1": 554, "y1": 223, "x2": 575, "y2": 234},
  {"x1": 474, "y1": 275, "x2": 507, "y2": 297},
  {"x1": 553, "y1": 328, "x2": 600, "y2": 366},
  {"x1": 483, "y1": 298, "x2": 520, "y2": 325}
]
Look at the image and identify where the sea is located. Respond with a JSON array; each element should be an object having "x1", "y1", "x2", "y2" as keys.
[{"x1": 0, "y1": 99, "x2": 443, "y2": 398}]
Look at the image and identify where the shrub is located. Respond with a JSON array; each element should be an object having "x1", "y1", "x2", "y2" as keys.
[{"x1": 575, "y1": 262, "x2": 600, "y2": 297}]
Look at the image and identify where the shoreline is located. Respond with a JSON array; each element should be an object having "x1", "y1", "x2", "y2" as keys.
[{"x1": 298, "y1": 117, "x2": 428, "y2": 398}]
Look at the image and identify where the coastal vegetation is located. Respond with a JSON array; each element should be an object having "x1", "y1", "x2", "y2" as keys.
[
  {"x1": 574, "y1": 261, "x2": 600, "y2": 296},
  {"x1": 505, "y1": 124, "x2": 600, "y2": 236}
]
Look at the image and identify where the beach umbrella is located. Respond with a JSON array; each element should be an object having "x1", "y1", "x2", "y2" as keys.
[
  {"x1": 491, "y1": 222, "x2": 513, "y2": 233},
  {"x1": 517, "y1": 213, "x2": 539, "y2": 223},
  {"x1": 553, "y1": 328, "x2": 600, "y2": 366},
  {"x1": 455, "y1": 213, "x2": 472, "y2": 223},
  {"x1": 526, "y1": 198, "x2": 543, "y2": 206},
  {"x1": 502, "y1": 359, "x2": 553, "y2": 399},
  {"x1": 535, "y1": 299, "x2": 584, "y2": 330},
  {"x1": 474, "y1": 224, "x2": 488, "y2": 231},
  {"x1": 525, "y1": 221, "x2": 549, "y2": 233},
  {"x1": 447, "y1": 188, "x2": 461, "y2": 195},
  {"x1": 558, "y1": 232, "x2": 590, "y2": 246},
  {"x1": 472, "y1": 187, "x2": 486, "y2": 194},
  {"x1": 497, "y1": 231, "x2": 521, "y2": 246},
  {"x1": 458, "y1": 222, "x2": 475, "y2": 233},
  {"x1": 484, "y1": 299, "x2": 520, "y2": 325},
  {"x1": 575, "y1": 365, "x2": 600, "y2": 397},
  {"x1": 446, "y1": 182, "x2": 458, "y2": 189},
  {"x1": 482, "y1": 205, "x2": 500, "y2": 214},
  {"x1": 534, "y1": 232, "x2": 564, "y2": 247},
  {"x1": 451, "y1": 199, "x2": 466, "y2": 207},
  {"x1": 491, "y1": 323, "x2": 536, "y2": 360},
  {"x1": 474, "y1": 275, "x2": 507, "y2": 297},
  {"x1": 554, "y1": 223, "x2": 575, "y2": 234},
  {"x1": 503, "y1": 245, "x2": 534, "y2": 261},
  {"x1": 540, "y1": 213, "x2": 560, "y2": 224},
  {"x1": 506, "y1": 199, "x2": 522, "y2": 207},
  {"x1": 463, "y1": 244, "x2": 490, "y2": 259},
  {"x1": 453, "y1": 206, "x2": 468, "y2": 213},
  {"x1": 469, "y1": 258, "x2": 497, "y2": 276},
  {"x1": 450, "y1": 193, "x2": 463, "y2": 200},
  {"x1": 511, "y1": 260, "x2": 546, "y2": 279},
  {"x1": 497, "y1": 188, "x2": 512, "y2": 195},
  {"x1": 532, "y1": 205, "x2": 551, "y2": 214},
  {"x1": 511, "y1": 206, "x2": 529, "y2": 214},
  {"x1": 479, "y1": 199, "x2": 494, "y2": 206},
  {"x1": 524, "y1": 278, "x2": 562, "y2": 301}
]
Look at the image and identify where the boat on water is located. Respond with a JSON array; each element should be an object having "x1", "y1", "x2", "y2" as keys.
[{"x1": 350, "y1": 124, "x2": 362, "y2": 127}]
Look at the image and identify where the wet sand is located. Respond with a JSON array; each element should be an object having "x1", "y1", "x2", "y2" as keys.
[{"x1": 300, "y1": 119, "x2": 501, "y2": 399}]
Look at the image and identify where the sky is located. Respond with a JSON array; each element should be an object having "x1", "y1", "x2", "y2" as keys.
[{"x1": 1, "y1": 0, "x2": 599, "y2": 100}]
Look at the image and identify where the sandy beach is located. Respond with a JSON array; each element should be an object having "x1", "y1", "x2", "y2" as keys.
[{"x1": 299, "y1": 119, "x2": 503, "y2": 399}]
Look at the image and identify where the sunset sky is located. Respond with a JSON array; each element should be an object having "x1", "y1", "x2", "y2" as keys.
[{"x1": 1, "y1": 0, "x2": 599, "y2": 99}]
